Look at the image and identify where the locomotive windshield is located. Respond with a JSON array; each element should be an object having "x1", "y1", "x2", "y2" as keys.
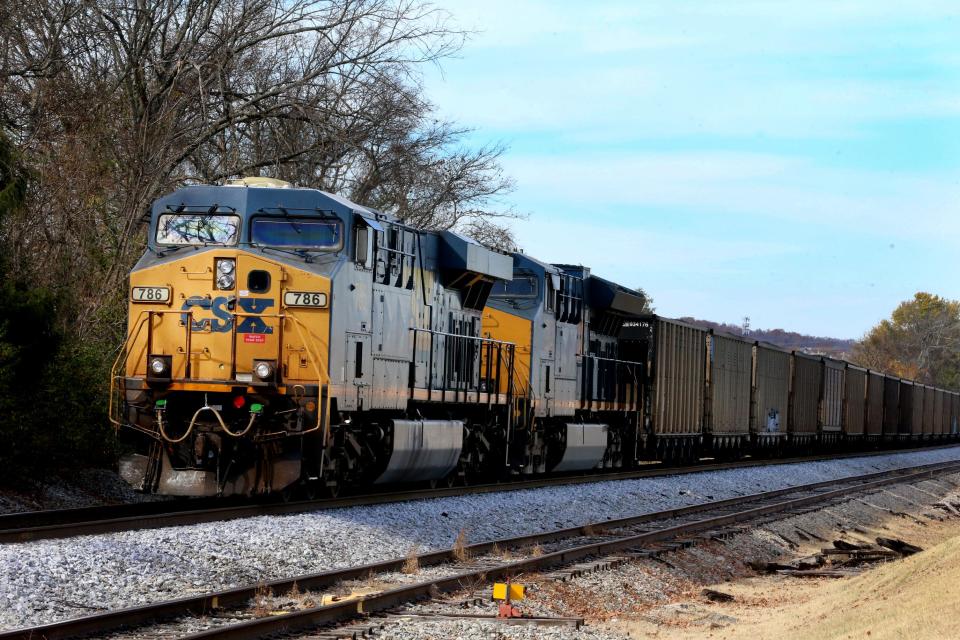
[
  {"x1": 251, "y1": 218, "x2": 342, "y2": 250},
  {"x1": 156, "y1": 214, "x2": 241, "y2": 246}
]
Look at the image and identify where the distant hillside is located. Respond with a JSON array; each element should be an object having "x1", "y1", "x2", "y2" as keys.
[{"x1": 676, "y1": 317, "x2": 855, "y2": 359}]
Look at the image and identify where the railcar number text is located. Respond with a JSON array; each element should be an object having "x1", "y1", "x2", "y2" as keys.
[
  {"x1": 284, "y1": 291, "x2": 328, "y2": 308},
  {"x1": 131, "y1": 286, "x2": 171, "y2": 303}
]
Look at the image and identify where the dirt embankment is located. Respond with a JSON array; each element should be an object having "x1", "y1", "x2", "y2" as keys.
[{"x1": 606, "y1": 480, "x2": 960, "y2": 640}]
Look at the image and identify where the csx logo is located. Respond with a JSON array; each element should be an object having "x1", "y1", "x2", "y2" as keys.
[{"x1": 180, "y1": 296, "x2": 274, "y2": 334}]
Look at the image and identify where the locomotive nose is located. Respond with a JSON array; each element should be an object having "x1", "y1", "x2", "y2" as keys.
[{"x1": 232, "y1": 254, "x2": 284, "y2": 383}]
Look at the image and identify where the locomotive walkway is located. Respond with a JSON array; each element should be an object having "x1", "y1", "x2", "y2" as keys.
[
  {"x1": 1, "y1": 444, "x2": 958, "y2": 544},
  {"x1": 3, "y1": 458, "x2": 959, "y2": 640}
]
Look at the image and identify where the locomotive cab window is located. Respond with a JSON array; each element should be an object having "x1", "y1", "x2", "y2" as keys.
[
  {"x1": 545, "y1": 275, "x2": 556, "y2": 312},
  {"x1": 354, "y1": 225, "x2": 370, "y2": 266},
  {"x1": 490, "y1": 270, "x2": 538, "y2": 299},
  {"x1": 250, "y1": 217, "x2": 343, "y2": 250},
  {"x1": 156, "y1": 213, "x2": 240, "y2": 246}
]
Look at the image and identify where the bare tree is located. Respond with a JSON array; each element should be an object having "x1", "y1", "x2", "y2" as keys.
[{"x1": 1, "y1": 0, "x2": 516, "y2": 337}]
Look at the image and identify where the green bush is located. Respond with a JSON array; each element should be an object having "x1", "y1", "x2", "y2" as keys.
[
  {"x1": 0, "y1": 282, "x2": 117, "y2": 486},
  {"x1": 0, "y1": 133, "x2": 117, "y2": 485}
]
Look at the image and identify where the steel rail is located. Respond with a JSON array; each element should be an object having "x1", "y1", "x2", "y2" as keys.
[
  {"x1": 3, "y1": 459, "x2": 959, "y2": 640},
  {"x1": 182, "y1": 460, "x2": 960, "y2": 640},
  {"x1": 3, "y1": 443, "x2": 958, "y2": 544}
]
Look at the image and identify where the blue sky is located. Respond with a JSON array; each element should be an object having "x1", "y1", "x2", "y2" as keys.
[{"x1": 422, "y1": 1, "x2": 960, "y2": 338}]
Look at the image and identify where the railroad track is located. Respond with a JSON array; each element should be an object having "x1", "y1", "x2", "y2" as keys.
[
  {"x1": 5, "y1": 458, "x2": 959, "y2": 640},
  {"x1": 3, "y1": 443, "x2": 958, "y2": 544}
]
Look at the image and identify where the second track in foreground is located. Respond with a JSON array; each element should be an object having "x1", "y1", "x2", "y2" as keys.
[{"x1": 5, "y1": 458, "x2": 959, "y2": 640}]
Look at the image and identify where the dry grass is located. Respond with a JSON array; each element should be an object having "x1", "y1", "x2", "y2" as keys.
[
  {"x1": 772, "y1": 534, "x2": 960, "y2": 640},
  {"x1": 287, "y1": 581, "x2": 300, "y2": 598},
  {"x1": 402, "y1": 544, "x2": 420, "y2": 575},
  {"x1": 620, "y1": 526, "x2": 960, "y2": 640},
  {"x1": 529, "y1": 543, "x2": 544, "y2": 558},
  {"x1": 457, "y1": 571, "x2": 488, "y2": 593},
  {"x1": 452, "y1": 528, "x2": 470, "y2": 562},
  {"x1": 359, "y1": 569, "x2": 381, "y2": 589},
  {"x1": 582, "y1": 524, "x2": 596, "y2": 536},
  {"x1": 491, "y1": 542, "x2": 513, "y2": 559},
  {"x1": 251, "y1": 583, "x2": 272, "y2": 618}
]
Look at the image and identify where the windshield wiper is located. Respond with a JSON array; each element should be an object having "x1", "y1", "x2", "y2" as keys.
[
  {"x1": 250, "y1": 243, "x2": 315, "y2": 263},
  {"x1": 154, "y1": 245, "x2": 187, "y2": 258}
]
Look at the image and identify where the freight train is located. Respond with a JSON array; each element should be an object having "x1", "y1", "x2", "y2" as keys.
[{"x1": 112, "y1": 178, "x2": 960, "y2": 497}]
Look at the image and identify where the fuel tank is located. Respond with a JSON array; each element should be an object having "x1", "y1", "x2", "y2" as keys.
[{"x1": 374, "y1": 419, "x2": 464, "y2": 484}]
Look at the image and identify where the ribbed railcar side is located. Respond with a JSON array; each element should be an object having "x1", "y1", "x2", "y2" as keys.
[
  {"x1": 952, "y1": 392, "x2": 960, "y2": 436},
  {"x1": 865, "y1": 372, "x2": 884, "y2": 440},
  {"x1": 843, "y1": 365, "x2": 867, "y2": 440},
  {"x1": 820, "y1": 358, "x2": 844, "y2": 443},
  {"x1": 909, "y1": 382, "x2": 925, "y2": 439},
  {"x1": 651, "y1": 318, "x2": 707, "y2": 441},
  {"x1": 952, "y1": 392, "x2": 960, "y2": 437},
  {"x1": 935, "y1": 388, "x2": 946, "y2": 438},
  {"x1": 705, "y1": 333, "x2": 752, "y2": 449},
  {"x1": 923, "y1": 385, "x2": 936, "y2": 438},
  {"x1": 751, "y1": 343, "x2": 790, "y2": 447},
  {"x1": 898, "y1": 380, "x2": 914, "y2": 439},
  {"x1": 881, "y1": 376, "x2": 900, "y2": 441},
  {"x1": 789, "y1": 353, "x2": 821, "y2": 445}
]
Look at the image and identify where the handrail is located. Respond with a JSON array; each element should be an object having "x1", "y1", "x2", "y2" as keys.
[
  {"x1": 577, "y1": 353, "x2": 645, "y2": 367},
  {"x1": 108, "y1": 311, "x2": 151, "y2": 429},
  {"x1": 409, "y1": 326, "x2": 516, "y2": 404},
  {"x1": 110, "y1": 307, "x2": 331, "y2": 443},
  {"x1": 579, "y1": 352, "x2": 644, "y2": 410},
  {"x1": 284, "y1": 313, "x2": 330, "y2": 440},
  {"x1": 412, "y1": 327, "x2": 516, "y2": 346}
]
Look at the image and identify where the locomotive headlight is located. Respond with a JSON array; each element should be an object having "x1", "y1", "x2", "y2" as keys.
[
  {"x1": 147, "y1": 354, "x2": 172, "y2": 381},
  {"x1": 215, "y1": 259, "x2": 235, "y2": 290},
  {"x1": 253, "y1": 359, "x2": 276, "y2": 382},
  {"x1": 217, "y1": 273, "x2": 235, "y2": 290}
]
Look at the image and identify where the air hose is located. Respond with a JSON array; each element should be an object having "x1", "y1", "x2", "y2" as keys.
[{"x1": 157, "y1": 400, "x2": 258, "y2": 442}]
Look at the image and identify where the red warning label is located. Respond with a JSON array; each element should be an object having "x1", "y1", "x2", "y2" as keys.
[{"x1": 243, "y1": 333, "x2": 267, "y2": 344}]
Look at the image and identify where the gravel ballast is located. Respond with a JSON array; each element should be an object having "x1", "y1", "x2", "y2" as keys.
[
  {"x1": 3, "y1": 446, "x2": 960, "y2": 630},
  {"x1": 0, "y1": 469, "x2": 166, "y2": 514}
]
